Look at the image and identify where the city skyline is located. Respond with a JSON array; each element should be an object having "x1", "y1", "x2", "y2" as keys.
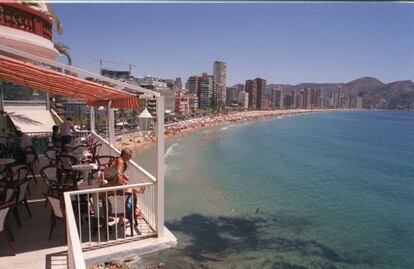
[{"x1": 53, "y1": 3, "x2": 413, "y2": 85}]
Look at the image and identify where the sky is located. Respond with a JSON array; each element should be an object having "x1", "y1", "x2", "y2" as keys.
[{"x1": 52, "y1": 3, "x2": 414, "y2": 86}]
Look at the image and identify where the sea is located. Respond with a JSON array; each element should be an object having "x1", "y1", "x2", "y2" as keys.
[{"x1": 133, "y1": 111, "x2": 414, "y2": 269}]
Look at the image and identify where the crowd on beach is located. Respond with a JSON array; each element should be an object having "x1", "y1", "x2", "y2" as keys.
[
  {"x1": 163, "y1": 109, "x2": 317, "y2": 137},
  {"x1": 115, "y1": 109, "x2": 334, "y2": 152}
]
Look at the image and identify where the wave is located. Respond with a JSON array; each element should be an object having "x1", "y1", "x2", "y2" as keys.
[
  {"x1": 165, "y1": 142, "x2": 179, "y2": 158},
  {"x1": 221, "y1": 125, "x2": 234, "y2": 131}
]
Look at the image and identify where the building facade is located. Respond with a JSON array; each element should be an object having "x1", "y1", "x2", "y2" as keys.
[
  {"x1": 213, "y1": 60, "x2": 227, "y2": 104},
  {"x1": 255, "y1": 78, "x2": 266, "y2": 109},
  {"x1": 270, "y1": 88, "x2": 283, "y2": 109},
  {"x1": 186, "y1": 75, "x2": 201, "y2": 94},
  {"x1": 238, "y1": 91, "x2": 249, "y2": 109},
  {"x1": 198, "y1": 73, "x2": 213, "y2": 109},
  {"x1": 245, "y1": 79, "x2": 257, "y2": 109}
]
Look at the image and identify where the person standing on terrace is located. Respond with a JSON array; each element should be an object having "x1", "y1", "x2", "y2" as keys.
[
  {"x1": 52, "y1": 125, "x2": 61, "y2": 147},
  {"x1": 60, "y1": 117, "x2": 76, "y2": 145}
]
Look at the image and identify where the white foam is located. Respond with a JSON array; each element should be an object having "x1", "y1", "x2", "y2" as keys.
[
  {"x1": 221, "y1": 125, "x2": 234, "y2": 131},
  {"x1": 165, "y1": 142, "x2": 179, "y2": 158}
]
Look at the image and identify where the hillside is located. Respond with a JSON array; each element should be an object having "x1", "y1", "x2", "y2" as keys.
[{"x1": 267, "y1": 77, "x2": 414, "y2": 109}]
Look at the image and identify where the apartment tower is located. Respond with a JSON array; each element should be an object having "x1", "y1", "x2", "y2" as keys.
[{"x1": 213, "y1": 60, "x2": 227, "y2": 104}]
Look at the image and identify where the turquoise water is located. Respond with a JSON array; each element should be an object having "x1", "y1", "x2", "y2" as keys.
[{"x1": 134, "y1": 111, "x2": 414, "y2": 269}]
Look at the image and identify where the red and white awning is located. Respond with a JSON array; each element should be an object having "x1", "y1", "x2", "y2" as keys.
[{"x1": 0, "y1": 54, "x2": 140, "y2": 109}]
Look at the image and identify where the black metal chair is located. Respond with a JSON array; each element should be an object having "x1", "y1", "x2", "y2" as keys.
[
  {"x1": 95, "y1": 155, "x2": 115, "y2": 171},
  {"x1": 46, "y1": 195, "x2": 66, "y2": 242},
  {"x1": 0, "y1": 203, "x2": 16, "y2": 255},
  {"x1": 45, "y1": 148, "x2": 59, "y2": 166},
  {"x1": 90, "y1": 143, "x2": 102, "y2": 159},
  {"x1": 6, "y1": 179, "x2": 32, "y2": 227},
  {"x1": 25, "y1": 151, "x2": 39, "y2": 184},
  {"x1": 56, "y1": 154, "x2": 81, "y2": 185},
  {"x1": 40, "y1": 165, "x2": 73, "y2": 207}
]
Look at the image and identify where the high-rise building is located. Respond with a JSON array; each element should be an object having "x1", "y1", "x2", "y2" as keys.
[
  {"x1": 283, "y1": 92, "x2": 294, "y2": 108},
  {"x1": 255, "y1": 78, "x2": 266, "y2": 109},
  {"x1": 213, "y1": 60, "x2": 227, "y2": 104},
  {"x1": 245, "y1": 80, "x2": 257, "y2": 109},
  {"x1": 175, "y1": 77, "x2": 183, "y2": 90},
  {"x1": 226, "y1": 87, "x2": 239, "y2": 103},
  {"x1": 238, "y1": 91, "x2": 249, "y2": 109},
  {"x1": 270, "y1": 88, "x2": 283, "y2": 109},
  {"x1": 198, "y1": 73, "x2": 213, "y2": 109},
  {"x1": 356, "y1": 96, "x2": 363, "y2": 109},
  {"x1": 186, "y1": 75, "x2": 201, "y2": 94},
  {"x1": 311, "y1": 89, "x2": 321, "y2": 108}
]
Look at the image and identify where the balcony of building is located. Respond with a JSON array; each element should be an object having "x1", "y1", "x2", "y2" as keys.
[
  {"x1": 0, "y1": 2, "x2": 58, "y2": 59},
  {"x1": 0, "y1": 44, "x2": 176, "y2": 269}
]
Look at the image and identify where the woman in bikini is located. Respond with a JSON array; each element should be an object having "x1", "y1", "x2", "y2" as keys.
[{"x1": 104, "y1": 149, "x2": 145, "y2": 223}]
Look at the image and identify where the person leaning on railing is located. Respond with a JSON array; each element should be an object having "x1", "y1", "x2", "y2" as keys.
[
  {"x1": 60, "y1": 117, "x2": 76, "y2": 146},
  {"x1": 102, "y1": 149, "x2": 145, "y2": 221}
]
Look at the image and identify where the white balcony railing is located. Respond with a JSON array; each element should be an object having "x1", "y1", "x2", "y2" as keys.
[{"x1": 64, "y1": 131, "x2": 159, "y2": 269}]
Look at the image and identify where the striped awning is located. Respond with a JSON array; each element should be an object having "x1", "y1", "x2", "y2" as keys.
[{"x1": 0, "y1": 55, "x2": 139, "y2": 109}]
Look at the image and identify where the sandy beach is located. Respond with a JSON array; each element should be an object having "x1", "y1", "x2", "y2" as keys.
[{"x1": 115, "y1": 109, "x2": 356, "y2": 153}]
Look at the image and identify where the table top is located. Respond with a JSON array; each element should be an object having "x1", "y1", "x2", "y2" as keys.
[
  {"x1": 0, "y1": 158, "x2": 15, "y2": 165},
  {"x1": 72, "y1": 163, "x2": 98, "y2": 171},
  {"x1": 77, "y1": 179, "x2": 100, "y2": 190}
]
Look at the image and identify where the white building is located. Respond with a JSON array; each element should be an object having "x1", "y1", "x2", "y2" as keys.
[{"x1": 238, "y1": 91, "x2": 249, "y2": 109}]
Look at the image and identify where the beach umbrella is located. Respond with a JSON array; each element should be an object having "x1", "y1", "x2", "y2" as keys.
[{"x1": 138, "y1": 108, "x2": 152, "y2": 131}]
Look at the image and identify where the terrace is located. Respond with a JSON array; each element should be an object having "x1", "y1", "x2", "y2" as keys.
[{"x1": 0, "y1": 44, "x2": 176, "y2": 269}]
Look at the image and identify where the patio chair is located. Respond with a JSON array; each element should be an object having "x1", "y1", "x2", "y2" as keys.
[
  {"x1": 41, "y1": 165, "x2": 74, "y2": 207},
  {"x1": 90, "y1": 143, "x2": 102, "y2": 159},
  {"x1": 95, "y1": 155, "x2": 115, "y2": 171},
  {"x1": 107, "y1": 193, "x2": 134, "y2": 236},
  {"x1": 0, "y1": 203, "x2": 16, "y2": 255},
  {"x1": 25, "y1": 151, "x2": 39, "y2": 184},
  {"x1": 0, "y1": 188, "x2": 15, "y2": 204},
  {"x1": 46, "y1": 195, "x2": 66, "y2": 242},
  {"x1": 6, "y1": 179, "x2": 31, "y2": 227},
  {"x1": 56, "y1": 154, "x2": 81, "y2": 185},
  {"x1": 6, "y1": 164, "x2": 28, "y2": 182},
  {"x1": 45, "y1": 148, "x2": 59, "y2": 166},
  {"x1": 72, "y1": 145, "x2": 91, "y2": 162},
  {"x1": 0, "y1": 143, "x2": 9, "y2": 158}
]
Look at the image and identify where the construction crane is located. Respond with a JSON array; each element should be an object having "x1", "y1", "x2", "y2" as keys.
[{"x1": 94, "y1": 59, "x2": 136, "y2": 75}]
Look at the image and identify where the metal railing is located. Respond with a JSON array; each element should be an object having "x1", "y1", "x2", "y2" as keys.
[
  {"x1": 64, "y1": 131, "x2": 159, "y2": 269},
  {"x1": 65, "y1": 182, "x2": 156, "y2": 250},
  {"x1": 90, "y1": 131, "x2": 157, "y2": 230},
  {"x1": 26, "y1": 131, "x2": 51, "y2": 154},
  {"x1": 64, "y1": 193, "x2": 87, "y2": 269},
  {"x1": 91, "y1": 131, "x2": 156, "y2": 184}
]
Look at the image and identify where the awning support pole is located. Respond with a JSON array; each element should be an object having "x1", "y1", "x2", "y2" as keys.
[
  {"x1": 155, "y1": 96, "x2": 164, "y2": 237},
  {"x1": 0, "y1": 81, "x2": 3, "y2": 111},
  {"x1": 108, "y1": 102, "x2": 115, "y2": 146},
  {"x1": 90, "y1": 106, "x2": 95, "y2": 133},
  {"x1": 45, "y1": 93, "x2": 50, "y2": 111}
]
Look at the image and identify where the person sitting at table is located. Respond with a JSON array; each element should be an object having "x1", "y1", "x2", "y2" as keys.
[
  {"x1": 52, "y1": 125, "x2": 62, "y2": 147},
  {"x1": 11, "y1": 130, "x2": 32, "y2": 163},
  {"x1": 17, "y1": 130, "x2": 32, "y2": 151},
  {"x1": 103, "y1": 148, "x2": 144, "y2": 222}
]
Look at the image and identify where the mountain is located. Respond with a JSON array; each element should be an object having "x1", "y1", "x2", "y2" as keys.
[{"x1": 266, "y1": 77, "x2": 414, "y2": 109}]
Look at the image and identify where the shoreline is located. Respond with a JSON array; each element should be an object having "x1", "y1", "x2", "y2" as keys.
[{"x1": 115, "y1": 109, "x2": 362, "y2": 154}]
